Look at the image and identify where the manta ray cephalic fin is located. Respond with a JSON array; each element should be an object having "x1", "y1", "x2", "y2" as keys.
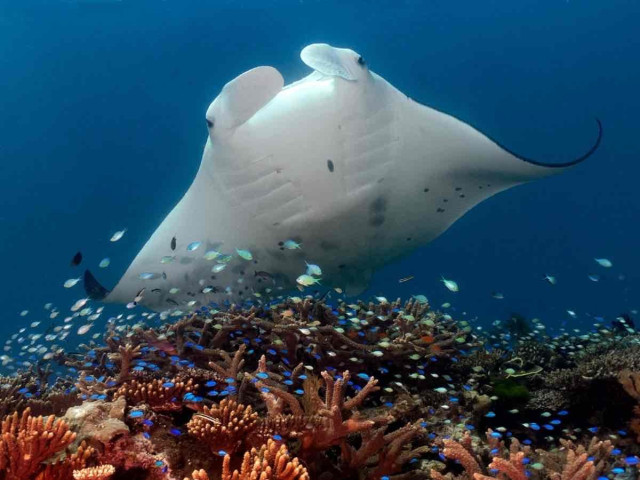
[
  {"x1": 300, "y1": 43, "x2": 362, "y2": 81},
  {"x1": 206, "y1": 66, "x2": 284, "y2": 130}
]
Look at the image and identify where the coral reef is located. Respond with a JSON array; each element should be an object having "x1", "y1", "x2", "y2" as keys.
[{"x1": 0, "y1": 296, "x2": 638, "y2": 480}]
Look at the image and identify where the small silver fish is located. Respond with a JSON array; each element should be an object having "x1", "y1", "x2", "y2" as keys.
[{"x1": 110, "y1": 229, "x2": 127, "y2": 242}]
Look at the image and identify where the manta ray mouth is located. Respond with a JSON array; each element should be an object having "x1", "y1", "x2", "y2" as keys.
[
  {"x1": 491, "y1": 118, "x2": 603, "y2": 168},
  {"x1": 84, "y1": 269, "x2": 110, "y2": 300}
]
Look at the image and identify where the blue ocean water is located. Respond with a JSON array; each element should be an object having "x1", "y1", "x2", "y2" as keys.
[{"x1": 0, "y1": 0, "x2": 638, "y2": 343}]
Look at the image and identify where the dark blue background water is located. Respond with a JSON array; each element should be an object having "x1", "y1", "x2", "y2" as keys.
[{"x1": 1, "y1": 0, "x2": 638, "y2": 341}]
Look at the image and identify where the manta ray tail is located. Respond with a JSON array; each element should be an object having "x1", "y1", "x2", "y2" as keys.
[
  {"x1": 495, "y1": 118, "x2": 603, "y2": 168},
  {"x1": 84, "y1": 269, "x2": 110, "y2": 300}
]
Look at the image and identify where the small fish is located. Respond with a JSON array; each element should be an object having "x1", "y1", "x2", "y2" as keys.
[
  {"x1": 567, "y1": 310, "x2": 577, "y2": 318},
  {"x1": 398, "y1": 275, "x2": 414, "y2": 283},
  {"x1": 412, "y1": 295, "x2": 428, "y2": 304},
  {"x1": 218, "y1": 254, "x2": 233, "y2": 263},
  {"x1": 187, "y1": 241, "x2": 202, "y2": 251},
  {"x1": 296, "y1": 274, "x2": 321, "y2": 287},
  {"x1": 70, "y1": 298, "x2": 88, "y2": 312},
  {"x1": 305, "y1": 262, "x2": 322, "y2": 276},
  {"x1": 441, "y1": 277, "x2": 459, "y2": 292},
  {"x1": 139, "y1": 273, "x2": 155, "y2": 280},
  {"x1": 110, "y1": 229, "x2": 127, "y2": 242},
  {"x1": 204, "y1": 250, "x2": 221, "y2": 261},
  {"x1": 375, "y1": 296, "x2": 389, "y2": 304},
  {"x1": 544, "y1": 275, "x2": 557, "y2": 285},
  {"x1": 171, "y1": 236, "x2": 177, "y2": 251},
  {"x1": 77, "y1": 324, "x2": 92, "y2": 335},
  {"x1": 283, "y1": 240, "x2": 301, "y2": 250},
  {"x1": 70, "y1": 251, "x2": 82, "y2": 267},
  {"x1": 236, "y1": 248, "x2": 253, "y2": 261},
  {"x1": 594, "y1": 257, "x2": 613, "y2": 268},
  {"x1": 587, "y1": 274, "x2": 600, "y2": 282},
  {"x1": 134, "y1": 288, "x2": 145, "y2": 303},
  {"x1": 160, "y1": 256, "x2": 175, "y2": 264},
  {"x1": 334, "y1": 287, "x2": 343, "y2": 294},
  {"x1": 169, "y1": 287, "x2": 180, "y2": 294},
  {"x1": 64, "y1": 278, "x2": 81, "y2": 289},
  {"x1": 99, "y1": 258, "x2": 110, "y2": 268},
  {"x1": 212, "y1": 264, "x2": 227, "y2": 273},
  {"x1": 491, "y1": 291, "x2": 504, "y2": 299}
]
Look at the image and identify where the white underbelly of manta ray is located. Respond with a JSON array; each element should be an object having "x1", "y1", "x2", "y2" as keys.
[{"x1": 84, "y1": 43, "x2": 601, "y2": 312}]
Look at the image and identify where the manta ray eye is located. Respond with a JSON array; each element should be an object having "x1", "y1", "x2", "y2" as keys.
[
  {"x1": 206, "y1": 119, "x2": 214, "y2": 128},
  {"x1": 357, "y1": 56, "x2": 365, "y2": 66}
]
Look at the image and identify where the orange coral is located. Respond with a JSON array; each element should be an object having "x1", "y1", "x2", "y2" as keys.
[
  {"x1": 34, "y1": 441, "x2": 95, "y2": 480},
  {"x1": 439, "y1": 432, "x2": 482, "y2": 478},
  {"x1": 0, "y1": 407, "x2": 76, "y2": 480},
  {"x1": 187, "y1": 398, "x2": 259, "y2": 454},
  {"x1": 184, "y1": 470, "x2": 210, "y2": 480},
  {"x1": 72, "y1": 465, "x2": 116, "y2": 480},
  {"x1": 114, "y1": 377, "x2": 198, "y2": 412},
  {"x1": 183, "y1": 440, "x2": 309, "y2": 480},
  {"x1": 222, "y1": 439, "x2": 309, "y2": 480},
  {"x1": 474, "y1": 452, "x2": 527, "y2": 480}
]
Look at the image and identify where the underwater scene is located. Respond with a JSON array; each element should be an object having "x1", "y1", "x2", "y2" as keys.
[{"x1": 1, "y1": 0, "x2": 639, "y2": 479}]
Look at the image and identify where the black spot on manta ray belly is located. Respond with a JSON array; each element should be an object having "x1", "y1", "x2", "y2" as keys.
[
  {"x1": 327, "y1": 159, "x2": 334, "y2": 172},
  {"x1": 370, "y1": 196, "x2": 387, "y2": 213},
  {"x1": 369, "y1": 215, "x2": 385, "y2": 227},
  {"x1": 369, "y1": 197, "x2": 387, "y2": 227}
]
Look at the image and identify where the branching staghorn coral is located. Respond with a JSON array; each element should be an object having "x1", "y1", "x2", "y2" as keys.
[
  {"x1": 251, "y1": 368, "x2": 383, "y2": 452},
  {"x1": 33, "y1": 441, "x2": 95, "y2": 480},
  {"x1": 0, "y1": 407, "x2": 76, "y2": 480},
  {"x1": 344, "y1": 419, "x2": 429, "y2": 479},
  {"x1": 431, "y1": 431, "x2": 615, "y2": 480}
]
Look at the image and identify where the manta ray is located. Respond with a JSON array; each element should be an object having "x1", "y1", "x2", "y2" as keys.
[{"x1": 85, "y1": 43, "x2": 601, "y2": 312}]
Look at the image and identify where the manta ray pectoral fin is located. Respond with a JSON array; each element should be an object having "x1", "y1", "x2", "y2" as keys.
[
  {"x1": 300, "y1": 43, "x2": 364, "y2": 81},
  {"x1": 83, "y1": 269, "x2": 110, "y2": 301},
  {"x1": 206, "y1": 66, "x2": 284, "y2": 132},
  {"x1": 494, "y1": 118, "x2": 603, "y2": 180}
]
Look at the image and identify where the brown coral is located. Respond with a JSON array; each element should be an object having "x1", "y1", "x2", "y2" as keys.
[
  {"x1": 187, "y1": 398, "x2": 259, "y2": 454},
  {"x1": 0, "y1": 407, "x2": 76, "y2": 480},
  {"x1": 114, "y1": 377, "x2": 198, "y2": 412},
  {"x1": 618, "y1": 369, "x2": 640, "y2": 441},
  {"x1": 254, "y1": 370, "x2": 381, "y2": 452}
]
